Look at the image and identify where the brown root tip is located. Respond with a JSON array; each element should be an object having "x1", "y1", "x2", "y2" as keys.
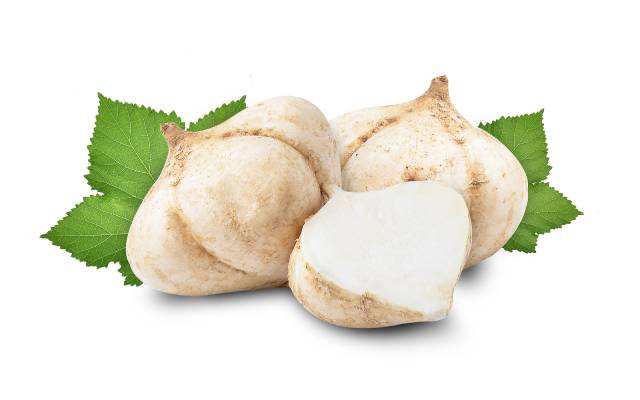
[
  {"x1": 424, "y1": 75, "x2": 450, "y2": 101},
  {"x1": 161, "y1": 123, "x2": 187, "y2": 147}
]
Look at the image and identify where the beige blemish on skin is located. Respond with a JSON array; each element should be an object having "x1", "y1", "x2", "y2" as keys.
[{"x1": 340, "y1": 116, "x2": 399, "y2": 167}]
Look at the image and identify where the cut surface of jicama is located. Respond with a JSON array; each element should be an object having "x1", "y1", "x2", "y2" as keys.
[{"x1": 288, "y1": 181, "x2": 471, "y2": 328}]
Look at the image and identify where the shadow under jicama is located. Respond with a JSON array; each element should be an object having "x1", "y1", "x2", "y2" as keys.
[
  {"x1": 149, "y1": 258, "x2": 491, "y2": 338},
  {"x1": 292, "y1": 302, "x2": 458, "y2": 339},
  {"x1": 457, "y1": 257, "x2": 493, "y2": 287},
  {"x1": 150, "y1": 284, "x2": 455, "y2": 338},
  {"x1": 150, "y1": 285, "x2": 290, "y2": 308}
]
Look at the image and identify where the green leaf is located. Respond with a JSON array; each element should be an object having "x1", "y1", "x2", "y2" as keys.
[
  {"x1": 118, "y1": 260, "x2": 143, "y2": 286},
  {"x1": 188, "y1": 96, "x2": 247, "y2": 131},
  {"x1": 503, "y1": 183, "x2": 582, "y2": 253},
  {"x1": 521, "y1": 183, "x2": 582, "y2": 234},
  {"x1": 46, "y1": 94, "x2": 247, "y2": 286},
  {"x1": 42, "y1": 196, "x2": 135, "y2": 267},
  {"x1": 503, "y1": 224, "x2": 539, "y2": 253},
  {"x1": 85, "y1": 94, "x2": 184, "y2": 206},
  {"x1": 480, "y1": 110, "x2": 551, "y2": 183},
  {"x1": 480, "y1": 110, "x2": 581, "y2": 253}
]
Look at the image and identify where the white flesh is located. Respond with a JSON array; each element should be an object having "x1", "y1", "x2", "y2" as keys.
[{"x1": 295, "y1": 181, "x2": 471, "y2": 323}]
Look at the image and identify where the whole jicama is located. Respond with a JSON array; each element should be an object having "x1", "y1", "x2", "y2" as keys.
[
  {"x1": 331, "y1": 76, "x2": 528, "y2": 267},
  {"x1": 126, "y1": 97, "x2": 341, "y2": 295}
]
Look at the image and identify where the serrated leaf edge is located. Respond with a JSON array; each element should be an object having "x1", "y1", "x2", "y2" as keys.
[
  {"x1": 187, "y1": 95, "x2": 247, "y2": 131},
  {"x1": 41, "y1": 195, "x2": 129, "y2": 269}
]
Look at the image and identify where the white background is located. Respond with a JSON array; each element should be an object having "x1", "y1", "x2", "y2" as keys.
[{"x1": 1, "y1": 1, "x2": 638, "y2": 399}]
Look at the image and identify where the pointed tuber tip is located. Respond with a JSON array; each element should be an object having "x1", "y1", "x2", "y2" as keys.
[
  {"x1": 161, "y1": 123, "x2": 187, "y2": 148},
  {"x1": 424, "y1": 75, "x2": 450, "y2": 101},
  {"x1": 161, "y1": 122, "x2": 179, "y2": 134}
]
